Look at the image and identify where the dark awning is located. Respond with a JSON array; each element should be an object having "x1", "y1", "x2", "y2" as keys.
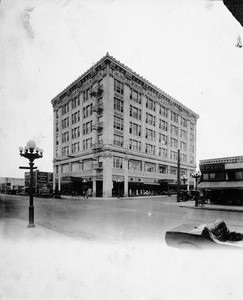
[{"x1": 198, "y1": 181, "x2": 243, "y2": 190}]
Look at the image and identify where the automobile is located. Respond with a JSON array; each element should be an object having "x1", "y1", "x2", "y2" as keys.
[{"x1": 165, "y1": 219, "x2": 243, "y2": 250}]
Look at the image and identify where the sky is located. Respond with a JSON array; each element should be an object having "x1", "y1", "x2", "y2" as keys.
[{"x1": 0, "y1": 0, "x2": 243, "y2": 178}]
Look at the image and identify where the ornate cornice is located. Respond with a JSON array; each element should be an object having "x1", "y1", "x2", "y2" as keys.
[{"x1": 51, "y1": 52, "x2": 199, "y2": 121}]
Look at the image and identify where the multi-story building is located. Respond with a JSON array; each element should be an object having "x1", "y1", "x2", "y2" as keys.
[
  {"x1": 51, "y1": 53, "x2": 199, "y2": 197},
  {"x1": 199, "y1": 156, "x2": 243, "y2": 205}
]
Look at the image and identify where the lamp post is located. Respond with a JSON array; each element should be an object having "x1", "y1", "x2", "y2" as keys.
[
  {"x1": 117, "y1": 179, "x2": 121, "y2": 199},
  {"x1": 83, "y1": 179, "x2": 87, "y2": 198},
  {"x1": 181, "y1": 175, "x2": 188, "y2": 191},
  {"x1": 192, "y1": 170, "x2": 201, "y2": 207},
  {"x1": 19, "y1": 140, "x2": 43, "y2": 228}
]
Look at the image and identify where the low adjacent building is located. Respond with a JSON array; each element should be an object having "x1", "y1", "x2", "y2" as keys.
[
  {"x1": 199, "y1": 156, "x2": 243, "y2": 205},
  {"x1": 0, "y1": 177, "x2": 24, "y2": 193}
]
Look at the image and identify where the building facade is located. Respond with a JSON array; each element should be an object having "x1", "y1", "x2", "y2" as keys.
[
  {"x1": 0, "y1": 177, "x2": 24, "y2": 193},
  {"x1": 51, "y1": 53, "x2": 199, "y2": 197},
  {"x1": 199, "y1": 156, "x2": 243, "y2": 205}
]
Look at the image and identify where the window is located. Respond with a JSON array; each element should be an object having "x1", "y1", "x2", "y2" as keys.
[
  {"x1": 171, "y1": 125, "x2": 178, "y2": 136},
  {"x1": 190, "y1": 122, "x2": 195, "y2": 131},
  {"x1": 83, "y1": 138, "x2": 92, "y2": 150},
  {"x1": 159, "y1": 165, "x2": 167, "y2": 174},
  {"x1": 129, "y1": 139, "x2": 141, "y2": 151},
  {"x1": 114, "y1": 79, "x2": 124, "y2": 95},
  {"x1": 190, "y1": 155, "x2": 194, "y2": 163},
  {"x1": 203, "y1": 173, "x2": 209, "y2": 181},
  {"x1": 113, "y1": 156, "x2": 123, "y2": 169},
  {"x1": 181, "y1": 154, "x2": 187, "y2": 163},
  {"x1": 146, "y1": 98, "x2": 155, "y2": 111},
  {"x1": 171, "y1": 111, "x2": 178, "y2": 123},
  {"x1": 145, "y1": 144, "x2": 155, "y2": 155},
  {"x1": 146, "y1": 113, "x2": 155, "y2": 126},
  {"x1": 170, "y1": 138, "x2": 178, "y2": 148},
  {"x1": 181, "y1": 129, "x2": 187, "y2": 139},
  {"x1": 130, "y1": 90, "x2": 141, "y2": 104},
  {"x1": 159, "y1": 133, "x2": 167, "y2": 145},
  {"x1": 83, "y1": 104, "x2": 93, "y2": 118},
  {"x1": 114, "y1": 116, "x2": 123, "y2": 131},
  {"x1": 159, "y1": 105, "x2": 168, "y2": 117},
  {"x1": 71, "y1": 162, "x2": 80, "y2": 172},
  {"x1": 72, "y1": 96, "x2": 80, "y2": 109},
  {"x1": 130, "y1": 105, "x2": 141, "y2": 120},
  {"x1": 159, "y1": 147, "x2": 167, "y2": 158},
  {"x1": 180, "y1": 141, "x2": 187, "y2": 151},
  {"x1": 114, "y1": 97, "x2": 124, "y2": 113},
  {"x1": 114, "y1": 135, "x2": 123, "y2": 147},
  {"x1": 71, "y1": 142, "x2": 80, "y2": 153},
  {"x1": 83, "y1": 121, "x2": 92, "y2": 135},
  {"x1": 72, "y1": 111, "x2": 80, "y2": 124},
  {"x1": 62, "y1": 131, "x2": 69, "y2": 143},
  {"x1": 130, "y1": 122, "x2": 141, "y2": 136},
  {"x1": 129, "y1": 160, "x2": 142, "y2": 171},
  {"x1": 72, "y1": 127, "x2": 80, "y2": 139},
  {"x1": 190, "y1": 144, "x2": 194, "y2": 153},
  {"x1": 170, "y1": 151, "x2": 178, "y2": 160},
  {"x1": 61, "y1": 164, "x2": 69, "y2": 173},
  {"x1": 62, "y1": 146, "x2": 69, "y2": 156},
  {"x1": 180, "y1": 117, "x2": 187, "y2": 127},
  {"x1": 62, "y1": 102, "x2": 69, "y2": 115},
  {"x1": 145, "y1": 162, "x2": 156, "y2": 172},
  {"x1": 190, "y1": 133, "x2": 194, "y2": 141},
  {"x1": 84, "y1": 88, "x2": 90, "y2": 102},
  {"x1": 159, "y1": 119, "x2": 168, "y2": 131},
  {"x1": 170, "y1": 167, "x2": 177, "y2": 175},
  {"x1": 62, "y1": 117, "x2": 69, "y2": 129},
  {"x1": 146, "y1": 128, "x2": 155, "y2": 141},
  {"x1": 227, "y1": 171, "x2": 243, "y2": 181}
]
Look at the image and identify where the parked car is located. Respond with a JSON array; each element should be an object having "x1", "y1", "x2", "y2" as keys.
[{"x1": 165, "y1": 219, "x2": 243, "y2": 250}]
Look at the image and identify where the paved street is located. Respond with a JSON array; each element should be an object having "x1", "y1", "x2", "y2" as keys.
[
  {"x1": 1, "y1": 194, "x2": 243, "y2": 243},
  {"x1": 1, "y1": 194, "x2": 243, "y2": 300}
]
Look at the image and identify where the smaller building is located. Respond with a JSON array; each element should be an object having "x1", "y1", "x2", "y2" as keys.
[
  {"x1": 0, "y1": 177, "x2": 25, "y2": 194},
  {"x1": 198, "y1": 156, "x2": 243, "y2": 205}
]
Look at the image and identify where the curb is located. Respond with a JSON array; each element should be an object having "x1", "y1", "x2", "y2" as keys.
[{"x1": 179, "y1": 204, "x2": 243, "y2": 213}]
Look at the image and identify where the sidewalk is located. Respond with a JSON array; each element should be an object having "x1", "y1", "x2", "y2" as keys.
[
  {"x1": 174, "y1": 198, "x2": 243, "y2": 213},
  {"x1": 0, "y1": 218, "x2": 77, "y2": 244}
]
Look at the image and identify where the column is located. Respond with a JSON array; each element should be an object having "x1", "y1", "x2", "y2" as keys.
[
  {"x1": 124, "y1": 156, "x2": 129, "y2": 197},
  {"x1": 93, "y1": 180, "x2": 96, "y2": 197},
  {"x1": 102, "y1": 151, "x2": 113, "y2": 198}
]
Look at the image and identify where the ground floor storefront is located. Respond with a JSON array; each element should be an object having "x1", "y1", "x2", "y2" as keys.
[{"x1": 55, "y1": 176, "x2": 194, "y2": 198}]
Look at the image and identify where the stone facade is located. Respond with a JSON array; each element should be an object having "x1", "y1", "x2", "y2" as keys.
[{"x1": 51, "y1": 53, "x2": 199, "y2": 197}]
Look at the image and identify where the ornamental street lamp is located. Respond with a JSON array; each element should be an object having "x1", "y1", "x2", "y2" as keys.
[
  {"x1": 192, "y1": 170, "x2": 201, "y2": 207},
  {"x1": 117, "y1": 179, "x2": 121, "y2": 199},
  {"x1": 181, "y1": 175, "x2": 188, "y2": 191},
  {"x1": 19, "y1": 140, "x2": 43, "y2": 228},
  {"x1": 82, "y1": 179, "x2": 87, "y2": 198}
]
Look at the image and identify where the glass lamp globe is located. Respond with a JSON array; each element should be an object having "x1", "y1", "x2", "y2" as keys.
[{"x1": 27, "y1": 140, "x2": 36, "y2": 150}]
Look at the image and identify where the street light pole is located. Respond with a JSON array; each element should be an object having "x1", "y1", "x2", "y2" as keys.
[
  {"x1": 117, "y1": 179, "x2": 121, "y2": 199},
  {"x1": 19, "y1": 140, "x2": 43, "y2": 228},
  {"x1": 181, "y1": 175, "x2": 188, "y2": 191},
  {"x1": 192, "y1": 170, "x2": 201, "y2": 207}
]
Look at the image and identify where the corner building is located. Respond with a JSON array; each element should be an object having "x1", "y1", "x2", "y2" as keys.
[{"x1": 51, "y1": 53, "x2": 199, "y2": 198}]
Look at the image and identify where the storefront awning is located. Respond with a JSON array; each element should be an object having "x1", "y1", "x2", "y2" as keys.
[{"x1": 198, "y1": 181, "x2": 243, "y2": 190}]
